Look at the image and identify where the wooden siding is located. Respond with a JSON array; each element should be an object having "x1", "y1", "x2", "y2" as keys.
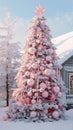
[{"x1": 61, "y1": 55, "x2": 73, "y2": 105}]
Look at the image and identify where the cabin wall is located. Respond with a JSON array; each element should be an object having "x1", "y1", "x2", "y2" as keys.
[{"x1": 61, "y1": 56, "x2": 73, "y2": 105}]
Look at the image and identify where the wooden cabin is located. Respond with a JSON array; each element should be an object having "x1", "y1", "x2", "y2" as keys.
[{"x1": 52, "y1": 31, "x2": 73, "y2": 107}]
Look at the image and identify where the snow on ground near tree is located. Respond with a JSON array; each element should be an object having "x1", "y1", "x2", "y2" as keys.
[
  {"x1": 52, "y1": 31, "x2": 73, "y2": 64},
  {"x1": 0, "y1": 108, "x2": 73, "y2": 130}
]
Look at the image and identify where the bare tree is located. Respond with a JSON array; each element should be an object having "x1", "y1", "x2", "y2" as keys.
[{"x1": 0, "y1": 10, "x2": 21, "y2": 106}]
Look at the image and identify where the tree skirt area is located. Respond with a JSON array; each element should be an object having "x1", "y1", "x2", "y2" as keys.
[{"x1": 0, "y1": 108, "x2": 73, "y2": 130}]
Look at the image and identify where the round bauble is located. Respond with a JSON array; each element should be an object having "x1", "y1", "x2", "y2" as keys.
[
  {"x1": 25, "y1": 97, "x2": 31, "y2": 104},
  {"x1": 34, "y1": 92, "x2": 39, "y2": 97},
  {"x1": 49, "y1": 95, "x2": 56, "y2": 102},
  {"x1": 43, "y1": 109, "x2": 48, "y2": 114},
  {"x1": 48, "y1": 63, "x2": 53, "y2": 68},
  {"x1": 18, "y1": 97, "x2": 25, "y2": 105},
  {"x1": 58, "y1": 92, "x2": 63, "y2": 97},
  {"x1": 38, "y1": 99, "x2": 42, "y2": 103},
  {"x1": 43, "y1": 37, "x2": 47, "y2": 42},
  {"x1": 52, "y1": 111, "x2": 59, "y2": 119},
  {"x1": 32, "y1": 42, "x2": 36, "y2": 47},
  {"x1": 36, "y1": 39, "x2": 40, "y2": 44},
  {"x1": 44, "y1": 61, "x2": 47, "y2": 63},
  {"x1": 28, "y1": 42, "x2": 32, "y2": 46},
  {"x1": 46, "y1": 55, "x2": 51, "y2": 62},
  {"x1": 42, "y1": 90, "x2": 48, "y2": 98},
  {"x1": 44, "y1": 69, "x2": 52, "y2": 76},
  {"x1": 25, "y1": 71, "x2": 30, "y2": 77},
  {"x1": 3, "y1": 114, "x2": 9, "y2": 121},
  {"x1": 38, "y1": 45, "x2": 43, "y2": 50},
  {"x1": 30, "y1": 111, "x2": 37, "y2": 118},
  {"x1": 32, "y1": 63, "x2": 38, "y2": 69},
  {"x1": 28, "y1": 91, "x2": 32, "y2": 97},
  {"x1": 55, "y1": 105, "x2": 58, "y2": 109},
  {"x1": 52, "y1": 70, "x2": 56, "y2": 75},
  {"x1": 53, "y1": 86, "x2": 60, "y2": 93},
  {"x1": 58, "y1": 102, "x2": 62, "y2": 107},
  {"x1": 30, "y1": 73, "x2": 37, "y2": 79},
  {"x1": 40, "y1": 66, "x2": 44, "y2": 71},
  {"x1": 27, "y1": 79, "x2": 35, "y2": 86},
  {"x1": 40, "y1": 82, "x2": 47, "y2": 89},
  {"x1": 31, "y1": 99, "x2": 36, "y2": 104},
  {"x1": 28, "y1": 47, "x2": 36, "y2": 55},
  {"x1": 48, "y1": 49, "x2": 53, "y2": 54},
  {"x1": 37, "y1": 28, "x2": 41, "y2": 33},
  {"x1": 41, "y1": 21, "x2": 45, "y2": 25},
  {"x1": 40, "y1": 87, "x2": 45, "y2": 92}
]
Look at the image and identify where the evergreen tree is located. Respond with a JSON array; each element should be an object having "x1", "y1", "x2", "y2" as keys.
[{"x1": 4, "y1": 6, "x2": 66, "y2": 121}]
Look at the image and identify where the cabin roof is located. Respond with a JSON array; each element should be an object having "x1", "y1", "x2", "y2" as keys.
[{"x1": 52, "y1": 31, "x2": 73, "y2": 64}]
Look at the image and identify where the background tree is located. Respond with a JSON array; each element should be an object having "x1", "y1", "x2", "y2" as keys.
[{"x1": 0, "y1": 10, "x2": 21, "y2": 106}]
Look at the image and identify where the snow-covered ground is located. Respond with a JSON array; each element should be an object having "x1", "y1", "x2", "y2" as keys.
[{"x1": 0, "y1": 108, "x2": 73, "y2": 130}]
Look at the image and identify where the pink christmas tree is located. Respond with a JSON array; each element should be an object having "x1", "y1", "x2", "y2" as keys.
[{"x1": 4, "y1": 6, "x2": 66, "y2": 122}]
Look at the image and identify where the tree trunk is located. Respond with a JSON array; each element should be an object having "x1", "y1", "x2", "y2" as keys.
[{"x1": 6, "y1": 73, "x2": 9, "y2": 106}]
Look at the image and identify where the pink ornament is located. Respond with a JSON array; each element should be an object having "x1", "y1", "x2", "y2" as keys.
[
  {"x1": 25, "y1": 97, "x2": 31, "y2": 104},
  {"x1": 48, "y1": 49, "x2": 53, "y2": 54},
  {"x1": 52, "y1": 70, "x2": 56, "y2": 75},
  {"x1": 31, "y1": 99, "x2": 36, "y2": 104},
  {"x1": 32, "y1": 63, "x2": 38, "y2": 69},
  {"x1": 38, "y1": 99, "x2": 42, "y2": 103},
  {"x1": 28, "y1": 91, "x2": 32, "y2": 97},
  {"x1": 44, "y1": 61, "x2": 47, "y2": 63},
  {"x1": 37, "y1": 28, "x2": 41, "y2": 33},
  {"x1": 36, "y1": 39, "x2": 40, "y2": 43},
  {"x1": 30, "y1": 111, "x2": 37, "y2": 117},
  {"x1": 40, "y1": 87, "x2": 45, "y2": 92},
  {"x1": 42, "y1": 90, "x2": 48, "y2": 98},
  {"x1": 27, "y1": 79, "x2": 35, "y2": 86},
  {"x1": 38, "y1": 45, "x2": 43, "y2": 50},
  {"x1": 53, "y1": 86, "x2": 60, "y2": 93},
  {"x1": 44, "y1": 69, "x2": 52, "y2": 76},
  {"x1": 18, "y1": 97, "x2": 25, "y2": 105},
  {"x1": 28, "y1": 47, "x2": 36, "y2": 55},
  {"x1": 46, "y1": 56, "x2": 51, "y2": 62},
  {"x1": 62, "y1": 108, "x2": 65, "y2": 112},
  {"x1": 49, "y1": 63, "x2": 53, "y2": 67},
  {"x1": 30, "y1": 74, "x2": 35, "y2": 79},
  {"x1": 55, "y1": 105, "x2": 58, "y2": 109},
  {"x1": 32, "y1": 43, "x2": 36, "y2": 47},
  {"x1": 52, "y1": 111, "x2": 59, "y2": 119},
  {"x1": 34, "y1": 92, "x2": 39, "y2": 97},
  {"x1": 58, "y1": 92, "x2": 63, "y2": 97},
  {"x1": 40, "y1": 66, "x2": 44, "y2": 71},
  {"x1": 3, "y1": 114, "x2": 9, "y2": 121},
  {"x1": 41, "y1": 20, "x2": 45, "y2": 25},
  {"x1": 25, "y1": 71, "x2": 30, "y2": 77},
  {"x1": 49, "y1": 95, "x2": 56, "y2": 102},
  {"x1": 58, "y1": 103, "x2": 62, "y2": 107},
  {"x1": 43, "y1": 109, "x2": 48, "y2": 114},
  {"x1": 40, "y1": 82, "x2": 47, "y2": 89}
]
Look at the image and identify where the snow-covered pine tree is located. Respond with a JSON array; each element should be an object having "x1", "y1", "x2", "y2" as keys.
[
  {"x1": 0, "y1": 10, "x2": 21, "y2": 106},
  {"x1": 4, "y1": 6, "x2": 66, "y2": 121}
]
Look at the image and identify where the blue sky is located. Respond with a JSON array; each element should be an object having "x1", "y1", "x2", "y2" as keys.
[
  {"x1": 0, "y1": 0, "x2": 73, "y2": 42},
  {"x1": 0, "y1": 0, "x2": 73, "y2": 18}
]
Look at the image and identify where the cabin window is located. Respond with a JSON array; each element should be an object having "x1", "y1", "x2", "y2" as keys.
[{"x1": 69, "y1": 73, "x2": 73, "y2": 95}]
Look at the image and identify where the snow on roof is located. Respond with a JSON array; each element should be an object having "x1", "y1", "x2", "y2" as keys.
[{"x1": 52, "y1": 31, "x2": 73, "y2": 64}]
